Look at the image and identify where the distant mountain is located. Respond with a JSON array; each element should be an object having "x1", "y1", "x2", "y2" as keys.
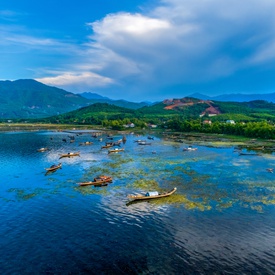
[
  {"x1": 79, "y1": 92, "x2": 109, "y2": 100},
  {"x1": 188, "y1": 92, "x2": 275, "y2": 102},
  {"x1": 0, "y1": 79, "x2": 150, "y2": 119},
  {"x1": 80, "y1": 92, "x2": 150, "y2": 110},
  {"x1": 0, "y1": 79, "x2": 91, "y2": 119}
]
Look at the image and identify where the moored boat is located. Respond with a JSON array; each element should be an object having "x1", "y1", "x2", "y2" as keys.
[
  {"x1": 59, "y1": 152, "x2": 80, "y2": 159},
  {"x1": 45, "y1": 163, "x2": 62, "y2": 172},
  {"x1": 138, "y1": 141, "x2": 151, "y2": 145},
  {"x1": 79, "y1": 141, "x2": 93, "y2": 146},
  {"x1": 108, "y1": 148, "x2": 125, "y2": 154},
  {"x1": 37, "y1": 147, "x2": 49, "y2": 152},
  {"x1": 78, "y1": 175, "x2": 113, "y2": 186},
  {"x1": 183, "y1": 146, "x2": 197, "y2": 151},
  {"x1": 128, "y1": 187, "x2": 177, "y2": 201}
]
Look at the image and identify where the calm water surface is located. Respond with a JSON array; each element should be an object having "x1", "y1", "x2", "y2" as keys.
[{"x1": 0, "y1": 131, "x2": 275, "y2": 274}]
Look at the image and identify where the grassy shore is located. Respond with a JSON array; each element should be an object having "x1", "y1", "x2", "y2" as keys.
[
  {"x1": 1, "y1": 123, "x2": 275, "y2": 152},
  {"x1": 0, "y1": 123, "x2": 103, "y2": 132}
]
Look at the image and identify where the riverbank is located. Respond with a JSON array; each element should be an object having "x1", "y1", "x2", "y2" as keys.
[{"x1": 1, "y1": 123, "x2": 275, "y2": 153}]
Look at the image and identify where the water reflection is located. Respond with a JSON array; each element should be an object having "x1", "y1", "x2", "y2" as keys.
[{"x1": 1, "y1": 131, "x2": 275, "y2": 273}]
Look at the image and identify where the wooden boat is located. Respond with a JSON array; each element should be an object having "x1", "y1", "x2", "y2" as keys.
[
  {"x1": 45, "y1": 163, "x2": 62, "y2": 172},
  {"x1": 128, "y1": 187, "x2": 177, "y2": 201},
  {"x1": 78, "y1": 175, "x2": 113, "y2": 186},
  {"x1": 239, "y1": 152, "x2": 260, "y2": 156},
  {"x1": 101, "y1": 144, "x2": 113, "y2": 149},
  {"x1": 183, "y1": 146, "x2": 197, "y2": 151},
  {"x1": 108, "y1": 148, "x2": 125, "y2": 154},
  {"x1": 37, "y1": 147, "x2": 49, "y2": 152},
  {"x1": 138, "y1": 141, "x2": 151, "y2": 145},
  {"x1": 59, "y1": 152, "x2": 80, "y2": 159},
  {"x1": 79, "y1": 141, "x2": 93, "y2": 146}
]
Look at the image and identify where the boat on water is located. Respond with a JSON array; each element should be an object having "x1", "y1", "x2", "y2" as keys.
[
  {"x1": 78, "y1": 175, "x2": 113, "y2": 186},
  {"x1": 108, "y1": 148, "x2": 125, "y2": 154},
  {"x1": 59, "y1": 152, "x2": 80, "y2": 159},
  {"x1": 79, "y1": 141, "x2": 93, "y2": 146},
  {"x1": 183, "y1": 146, "x2": 197, "y2": 151},
  {"x1": 138, "y1": 141, "x2": 151, "y2": 145},
  {"x1": 239, "y1": 152, "x2": 260, "y2": 156},
  {"x1": 37, "y1": 147, "x2": 49, "y2": 152},
  {"x1": 101, "y1": 144, "x2": 113, "y2": 149},
  {"x1": 128, "y1": 187, "x2": 177, "y2": 201},
  {"x1": 45, "y1": 163, "x2": 62, "y2": 172}
]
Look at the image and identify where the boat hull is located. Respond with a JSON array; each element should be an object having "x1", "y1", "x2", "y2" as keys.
[{"x1": 128, "y1": 187, "x2": 177, "y2": 201}]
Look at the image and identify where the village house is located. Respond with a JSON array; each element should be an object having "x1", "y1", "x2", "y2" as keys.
[
  {"x1": 148, "y1": 123, "x2": 157, "y2": 128},
  {"x1": 124, "y1": 123, "x2": 135, "y2": 128},
  {"x1": 203, "y1": 120, "x2": 212, "y2": 124}
]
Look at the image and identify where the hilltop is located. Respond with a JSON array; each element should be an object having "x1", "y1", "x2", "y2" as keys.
[{"x1": 0, "y1": 79, "x2": 150, "y2": 119}]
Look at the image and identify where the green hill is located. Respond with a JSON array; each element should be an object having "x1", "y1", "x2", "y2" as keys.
[
  {"x1": 44, "y1": 103, "x2": 136, "y2": 125},
  {"x1": 0, "y1": 79, "x2": 150, "y2": 119},
  {"x1": 0, "y1": 79, "x2": 90, "y2": 118}
]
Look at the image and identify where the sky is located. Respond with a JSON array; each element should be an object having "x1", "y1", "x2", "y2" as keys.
[{"x1": 1, "y1": 0, "x2": 275, "y2": 101}]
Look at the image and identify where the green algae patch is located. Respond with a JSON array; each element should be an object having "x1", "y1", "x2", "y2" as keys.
[
  {"x1": 106, "y1": 156, "x2": 134, "y2": 169},
  {"x1": 150, "y1": 193, "x2": 212, "y2": 211},
  {"x1": 7, "y1": 188, "x2": 46, "y2": 201},
  {"x1": 129, "y1": 179, "x2": 160, "y2": 190},
  {"x1": 75, "y1": 185, "x2": 110, "y2": 196}
]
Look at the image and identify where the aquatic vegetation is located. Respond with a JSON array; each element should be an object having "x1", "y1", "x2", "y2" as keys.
[
  {"x1": 149, "y1": 193, "x2": 212, "y2": 211},
  {"x1": 7, "y1": 188, "x2": 47, "y2": 201},
  {"x1": 129, "y1": 179, "x2": 160, "y2": 190},
  {"x1": 75, "y1": 185, "x2": 110, "y2": 196}
]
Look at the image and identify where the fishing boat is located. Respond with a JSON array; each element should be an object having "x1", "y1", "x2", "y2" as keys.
[
  {"x1": 101, "y1": 143, "x2": 113, "y2": 149},
  {"x1": 59, "y1": 152, "x2": 80, "y2": 159},
  {"x1": 108, "y1": 148, "x2": 125, "y2": 154},
  {"x1": 239, "y1": 152, "x2": 260, "y2": 156},
  {"x1": 266, "y1": 168, "x2": 274, "y2": 173},
  {"x1": 78, "y1": 175, "x2": 113, "y2": 186},
  {"x1": 138, "y1": 141, "x2": 151, "y2": 145},
  {"x1": 79, "y1": 141, "x2": 93, "y2": 146},
  {"x1": 183, "y1": 146, "x2": 197, "y2": 151},
  {"x1": 128, "y1": 187, "x2": 177, "y2": 201},
  {"x1": 45, "y1": 163, "x2": 62, "y2": 172},
  {"x1": 37, "y1": 147, "x2": 49, "y2": 152}
]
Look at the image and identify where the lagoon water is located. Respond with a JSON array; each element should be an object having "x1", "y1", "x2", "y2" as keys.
[{"x1": 1, "y1": 131, "x2": 275, "y2": 274}]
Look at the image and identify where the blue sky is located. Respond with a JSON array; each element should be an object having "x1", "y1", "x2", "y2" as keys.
[{"x1": 1, "y1": 0, "x2": 275, "y2": 101}]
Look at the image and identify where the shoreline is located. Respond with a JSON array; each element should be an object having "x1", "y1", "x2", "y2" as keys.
[{"x1": 1, "y1": 123, "x2": 275, "y2": 152}]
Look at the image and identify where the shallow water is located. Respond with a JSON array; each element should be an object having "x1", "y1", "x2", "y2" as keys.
[{"x1": 0, "y1": 131, "x2": 275, "y2": 274}]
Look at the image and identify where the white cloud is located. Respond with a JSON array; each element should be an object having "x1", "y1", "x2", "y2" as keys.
[
  {"x1": 79, "y1": 0, "x2": 275, "y2": 98},
  {"x1": 36, "y1": 72, "x2": 114, "y2": 93},
  {"x1": 5, "y1": 0, "x2": 275, "y2": 99}
]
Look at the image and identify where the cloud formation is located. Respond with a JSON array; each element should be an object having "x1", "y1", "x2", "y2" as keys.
[{"x1": 4, "y1": 0, "x2": 275, "y2": 100}]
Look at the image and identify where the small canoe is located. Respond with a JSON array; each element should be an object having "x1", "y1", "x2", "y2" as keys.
[
  {"x1": 138, "y1": 141, "x2": 151, "y2": 145},
  {"x1": 45, "y1": 163, "x2": 62, "y2": 172},
  {"x1": 37, "y1": 147, "x2": 49, "y2": 152},
  {"x1": 128, "y1": 187, "x2": 177, "y2": 201},
  {"x1": 78, "y1": 176, "x2": 113, "y2": 186},
  {"x1": 79, "y1": 141, "x2": 93, "y2": 146},
  {"x1": 108, "y1": 148, "x2": 125, "y2": 154},
  {"x1": 101, "y1": 144, "x2": 113, "y2": 149},
  {"x1": 183, "y1": 146, "x2": 197, "y2": 151},
  {"x1": 59, "y1": 152, "x2": 80, "y2": 159}
]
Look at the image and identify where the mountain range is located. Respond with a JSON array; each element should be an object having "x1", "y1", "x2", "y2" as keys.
[
  {"x1": 0, "y1": 79, "x2": 148, "y2": 119},
  {"x1": 1, "y1": 79, "x2": 275, "y2": 119},
  {"x1": 188, "y1": 92, "x2": 275, "y2": 102}
]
